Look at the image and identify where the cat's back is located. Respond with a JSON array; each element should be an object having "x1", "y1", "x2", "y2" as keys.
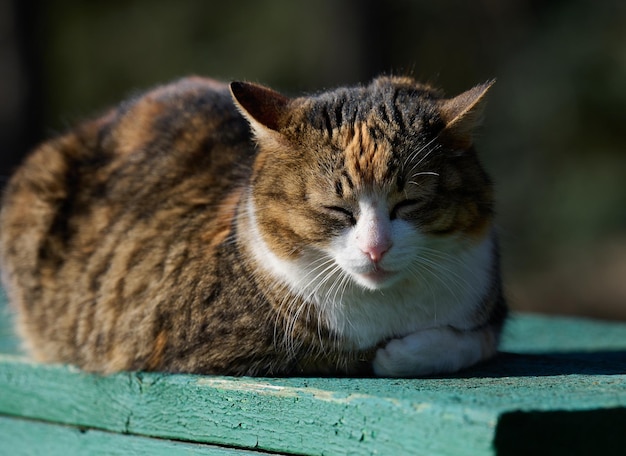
[
  {"x1": 0, "y1": 77, "x2": 254, "y2": 362},
  {"x1": 1, "y1": 76, "x2": 251, "y2": 264}
]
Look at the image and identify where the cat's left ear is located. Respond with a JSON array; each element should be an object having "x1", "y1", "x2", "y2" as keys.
[
  {"x1": 438, "y1": 80, "x2": 495, "y2": 147},
  {"x1": 230, "y1": 81, "x2": 291, "y2": 141}
]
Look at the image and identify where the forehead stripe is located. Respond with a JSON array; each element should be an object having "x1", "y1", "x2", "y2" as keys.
[{"x1": 341, "y1": 121, "x2": 394, "y2": 187}]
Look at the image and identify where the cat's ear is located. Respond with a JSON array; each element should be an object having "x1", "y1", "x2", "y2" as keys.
[
  {"x1": 230, "y1": 81, "x2": 290, "y2": 140},
  {"x1": 439, "y1": 80, "x2": 495, "y2": 147}
]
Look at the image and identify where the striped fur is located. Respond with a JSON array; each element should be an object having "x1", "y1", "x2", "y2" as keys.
[{"x1": 0, "y1": 76, "x2": 506, "y2": 376}]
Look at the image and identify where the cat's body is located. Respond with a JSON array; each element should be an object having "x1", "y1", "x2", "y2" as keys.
[{"x1": 0, "y1": 75, "x2": 506, "y2": 376}]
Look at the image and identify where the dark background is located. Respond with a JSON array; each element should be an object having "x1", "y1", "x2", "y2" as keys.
[{"x1": 2, "y1": 0, "x2": 625, "y2": 320}]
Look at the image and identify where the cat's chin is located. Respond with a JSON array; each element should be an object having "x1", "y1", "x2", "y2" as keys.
[{"x1": 354, "y1": 268, "x2": 401, "y2": 290}]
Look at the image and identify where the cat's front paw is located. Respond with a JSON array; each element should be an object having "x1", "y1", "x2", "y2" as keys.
[{"x1": 372, "y1": 326, "x2": 493, "y2": 377}]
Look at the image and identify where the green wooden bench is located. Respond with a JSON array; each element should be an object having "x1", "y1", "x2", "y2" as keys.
[{"x1": 1, "y1": 288, "x2": 625, "y2": 456}]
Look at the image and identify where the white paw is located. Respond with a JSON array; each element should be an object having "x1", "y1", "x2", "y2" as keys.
[{"x1": 372, "y1": 327, "x2": 489, "y2": 377}]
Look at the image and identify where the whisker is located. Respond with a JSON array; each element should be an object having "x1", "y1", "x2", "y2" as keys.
[
  {"x1": 273, "y1": 256, "x2": 342, "y2": 356},
  {"x1": 407, "y1": 141, "x2": 441, "y2": 172},
  {"x1": 413, "y1": 260, "x2": 463, "y2": 316},
  {"x1": 417, "y1": 255, "x2": 473, "y2": 294},
  {"x1": 314, "y1": 263, "x2": 348, "y2": 352},
  {"x1": 406, "y1": 135, "x2": 439, "y2": 164},
  {"x1": 405, "y1": 264, "x2": 436, "y2": 313},
  {"x1": 418, "y1": 247, "x2": 484, "y2": 295},
  {"x1": 403, "y1": 140, "x2": 442, "y2": 187},
  {"x1": 411, "y1": 171, "x2": 439, "y2": 178}
]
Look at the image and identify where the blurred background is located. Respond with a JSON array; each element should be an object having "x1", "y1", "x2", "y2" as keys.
[{"x1": 1, "y1": 0, "x2": 625, "y2": 320}]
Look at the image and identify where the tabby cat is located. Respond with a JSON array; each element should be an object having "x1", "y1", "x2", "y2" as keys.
[{"x1": 0, "y1": 75, "x2": 506, "y2": 377}]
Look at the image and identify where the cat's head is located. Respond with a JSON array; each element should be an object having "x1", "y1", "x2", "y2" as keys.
[{"x1": 231, "y1": 76, "x2": 495, "y2": 292}]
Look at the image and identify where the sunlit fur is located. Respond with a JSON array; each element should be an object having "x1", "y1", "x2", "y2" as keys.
[{"x1": 0, "y1": 75, "x2": 506, "y2": 376}]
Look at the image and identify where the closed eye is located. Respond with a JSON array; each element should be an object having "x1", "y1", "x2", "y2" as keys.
[
  {"x1": 323, "y1": 205, "x2": 356, "y2": 225},
  {"x1": 390, "y1": 199, "x2": 424, "y2": 220}
]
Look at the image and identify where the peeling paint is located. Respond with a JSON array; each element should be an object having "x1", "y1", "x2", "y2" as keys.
[{"x1": 195, "y1": 377, "x2": 407, "y2": 409}]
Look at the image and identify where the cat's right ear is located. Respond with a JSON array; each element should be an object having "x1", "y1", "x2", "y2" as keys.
[{"x1": 230, "y1": 81, "x2": 290, "y2": 141}]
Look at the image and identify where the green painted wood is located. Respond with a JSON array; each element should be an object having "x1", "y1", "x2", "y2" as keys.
[
  {"x1": 500, "y1": 312, "x2": 626, "y2": 353},
  {"x1": 0, "y1": 349, "x2": 625, "y2": 455},
  {"x1": 1, "y1": 289, "x2": 625, "y2": 455},
  {"x1": 0, "y1": 416, "x2": 277, "y2": 455}
]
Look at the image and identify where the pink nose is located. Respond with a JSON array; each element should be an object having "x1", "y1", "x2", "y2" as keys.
[{"x1": 360, "y1": 241, "x2": 392, "y2": 263}]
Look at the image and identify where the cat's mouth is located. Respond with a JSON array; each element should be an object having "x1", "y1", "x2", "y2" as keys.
[{"x1": 358, "y1": 268, "x2": 398, "y2": 287}]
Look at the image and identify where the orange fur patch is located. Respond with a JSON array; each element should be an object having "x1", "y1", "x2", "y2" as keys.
[
  {"x1": 203, "y1": 188, "x2": 244, "y2": 251},
  {"x1": 114, "y1": 99, "x2": 165, "y2": 156},
  {"x1": 146, "y1": 330, "x2": 168, "y2": 370},
  {"x1": 342, "y1": 122, "x2": 392, "y2": 188}
]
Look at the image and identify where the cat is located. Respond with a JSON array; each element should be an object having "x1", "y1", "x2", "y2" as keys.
[{"x1": 0, "y1": 75, "x2": 506, "y2": 377}]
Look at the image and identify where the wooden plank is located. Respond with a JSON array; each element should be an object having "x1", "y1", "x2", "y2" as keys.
[
  {"x1": 1, "y1": 289, "x2": 626, "y2": 455},
  {"x1": 0, "y1": 356, "x2": 494, "y2": 455},
  {"x1": 0, "y1": 416, "x2": 277, "y2": 455},
  {"x1": 501, "y1": 312, "x2": 626, "y2": 353},
  {"x1": 1, "y1": 349, "x2": 625, "y2": 455}
]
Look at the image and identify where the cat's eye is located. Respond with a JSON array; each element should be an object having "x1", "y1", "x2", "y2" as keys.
[
  {"x1": 390, "y1": 199, "x2": 424, "y2": 220},
  {"x1": 323, "y1": 205, "x2": 356, "y2": 225}
]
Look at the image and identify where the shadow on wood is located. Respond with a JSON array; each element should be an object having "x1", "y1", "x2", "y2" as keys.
[
  {"x1": 457, "y1": 351, "x2": 626, "y2": 378},
  {"x1": 495, "y1": 407, "x2": 626, "y2": 456}
]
